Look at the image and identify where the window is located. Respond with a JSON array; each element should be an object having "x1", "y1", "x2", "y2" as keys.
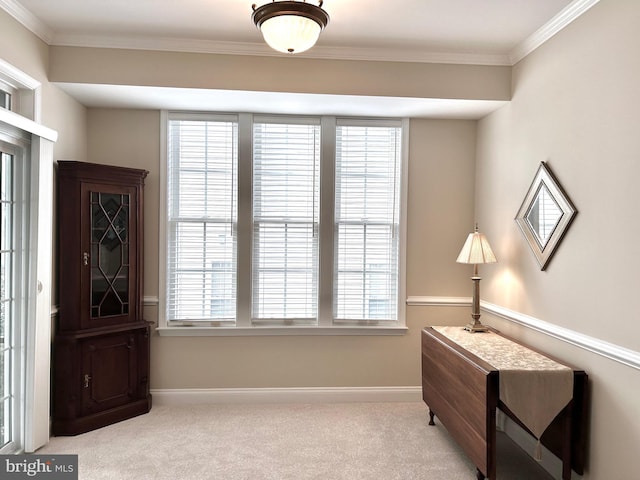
[
  {"x1": 334, "y1": 122, "x2": 402, "y2": 322},
  {"x1": 0, "y1": 141, "x2": 28, "y2": 453},
  {"x1": 0, "y1": 58, "x2": 41, "y2": 121},
  {"x1": 252, "y1": 120, "x2": 320, "y2": 323},
  {"x1": 166, "y1": 116, "x2": 238, "y2": 324},
  {"x1": 0, "y1": 148, "x2": 20, "y2": 451},
  {"x1": 0, "y1": 89, "x2": 11, "y2": 111},
  {"x1": 161, "y1": 113, "x2": 407, "y2": 335}
]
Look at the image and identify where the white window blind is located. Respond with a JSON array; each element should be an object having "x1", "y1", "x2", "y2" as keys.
[
  {"x1": 167, "y1": 117, "x2": 238, "y2": 323},
  {"x1": 161, "y1": 113, "x2": 407, "y2": 334},
  {"x1": 252, "y1": 120, "x2": 320, "y2": 322},
  {"x1": 334, "y1": 121, "x2": 402, "y2": 321}
]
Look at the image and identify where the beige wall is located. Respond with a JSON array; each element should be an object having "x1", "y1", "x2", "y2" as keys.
[
  {"x1": 407, "y1": 119, "x2": 477, "y2": 298},
  {"x1": 50, "y1": 46, "x2": 511, "y2": 102},
  {"x1": 86, "y1": 110, "x2": 477, "y2": 389},
  {"x1": 475, "y1": 1, "x2": 640, "y2": 478},
  {"x1": 0, "y1": 10, "x2": 87, "y2": 161},
  {"x1": 0, "y1": 10, "x2": 87, "y2": 311}
]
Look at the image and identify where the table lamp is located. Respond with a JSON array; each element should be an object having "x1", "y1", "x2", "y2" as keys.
[{"x1": 456, "y1": 225, "x2": 497, "y2": 333}]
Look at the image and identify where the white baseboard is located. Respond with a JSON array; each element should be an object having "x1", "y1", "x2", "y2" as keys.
[{"x1": 150, "y1": 386, "x2": 422, "y2": 406}]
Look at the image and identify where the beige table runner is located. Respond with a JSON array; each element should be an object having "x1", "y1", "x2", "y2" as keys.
[{"x1": 433, "y1": 326, "x2": 573, "y2": 458}]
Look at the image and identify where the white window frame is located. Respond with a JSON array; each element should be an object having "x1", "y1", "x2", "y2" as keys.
[
  {"x1": 0, "y1": 59, "x2": 56, "y2": 453},
  {"x1": 0, "y1": 59, "x2": 40, "y2": 122},
  {"x1": 159, "y1": 111, "x2": 408, "y2": 336}
]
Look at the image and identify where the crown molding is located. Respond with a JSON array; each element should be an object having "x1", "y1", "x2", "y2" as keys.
[
  {"x1": 509, "y1": 0, "x2": 601, "y2": 64},
  {"x1": 52, "y1": 33, "x2": 276, "y2": 57},
  {"x1": 0, "y1": 0, "x2": 52, "y2": 43},
  {"x1": 305, "y1": 46, "x2": 511, "y2": 66},
  {"x1": 1, "y1": 0, "x2": 598, "y2": 66},
  {"x1": 51, "y1": 32, "x2": 511, "y2": 66}
]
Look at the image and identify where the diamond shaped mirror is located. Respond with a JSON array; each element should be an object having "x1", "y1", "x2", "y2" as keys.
[
  {"x1": 526, "y1": 183, "x2": 562, "y2": 249},
  {"x1": 515, "y1": 162, "x2": 577, "y2": 270}
]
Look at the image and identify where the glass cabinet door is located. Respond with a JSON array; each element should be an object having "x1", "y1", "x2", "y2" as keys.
[{"x1": 90, "y1": 191, "x2": 130, "y2": 318}]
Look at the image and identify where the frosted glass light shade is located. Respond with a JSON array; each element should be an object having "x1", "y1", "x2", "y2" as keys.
[
  {"x1": 252, "y1": 1, "x2": 329, "y2": 55},
  {"x1": 260, "y1": 14, "x2": 321, "y2": 53}
]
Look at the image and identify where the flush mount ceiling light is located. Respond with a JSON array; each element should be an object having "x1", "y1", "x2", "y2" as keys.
[{"x1": 252, "y1": 1, "x2": 330, "y2": 54}]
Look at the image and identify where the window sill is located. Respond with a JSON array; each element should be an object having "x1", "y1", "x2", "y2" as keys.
[{"x1": 156, "y1": 325, "x2": 408, "y2": 337}]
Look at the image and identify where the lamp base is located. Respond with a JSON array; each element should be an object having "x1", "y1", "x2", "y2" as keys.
[
  {"x1": 464, "y1": 320, "x2": 489, "y2": 333},
  {"x1": 465, "y1": 274, "x2": 488, "y2": 333}
]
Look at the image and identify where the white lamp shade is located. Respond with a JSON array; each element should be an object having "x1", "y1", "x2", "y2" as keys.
[
  {"x1": 456, "y1": 231, "x2": 497, "y2": 265},
  {"x1": 260, "y1": 14, "x2": 322, "y2": 53}
]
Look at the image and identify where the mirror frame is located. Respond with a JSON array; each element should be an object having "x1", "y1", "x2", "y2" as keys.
[{"x1": 515, "y1": 162, "x2": 577, "y2": 270}]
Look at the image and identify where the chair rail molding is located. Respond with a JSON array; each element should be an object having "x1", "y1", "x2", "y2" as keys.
[
  {"x1": 406, "y1": 296, "x2": 471, "y2": 307},
  {"x1": 482, "y1": 301, "x2": 640, "y2": 371},
  {"x1": 406, "y1": 295, "x2": 640, "y2": 370},
  {"x1": 143, "y1": 296, "x2": 159, "y2": 306}
]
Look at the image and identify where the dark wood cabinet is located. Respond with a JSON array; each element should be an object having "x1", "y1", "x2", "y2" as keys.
[{"x1": 53, "y1": 161, "x2": 152, "y2": 436}]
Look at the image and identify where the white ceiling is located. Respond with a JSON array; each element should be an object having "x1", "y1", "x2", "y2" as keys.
[{"x1": 5, "y1": 0, "x2": 596, "y2": 118}]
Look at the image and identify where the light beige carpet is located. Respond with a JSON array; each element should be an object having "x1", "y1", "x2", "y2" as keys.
[{"x1": 38, "y1": 402, "x2": 554, "y2": 480}]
